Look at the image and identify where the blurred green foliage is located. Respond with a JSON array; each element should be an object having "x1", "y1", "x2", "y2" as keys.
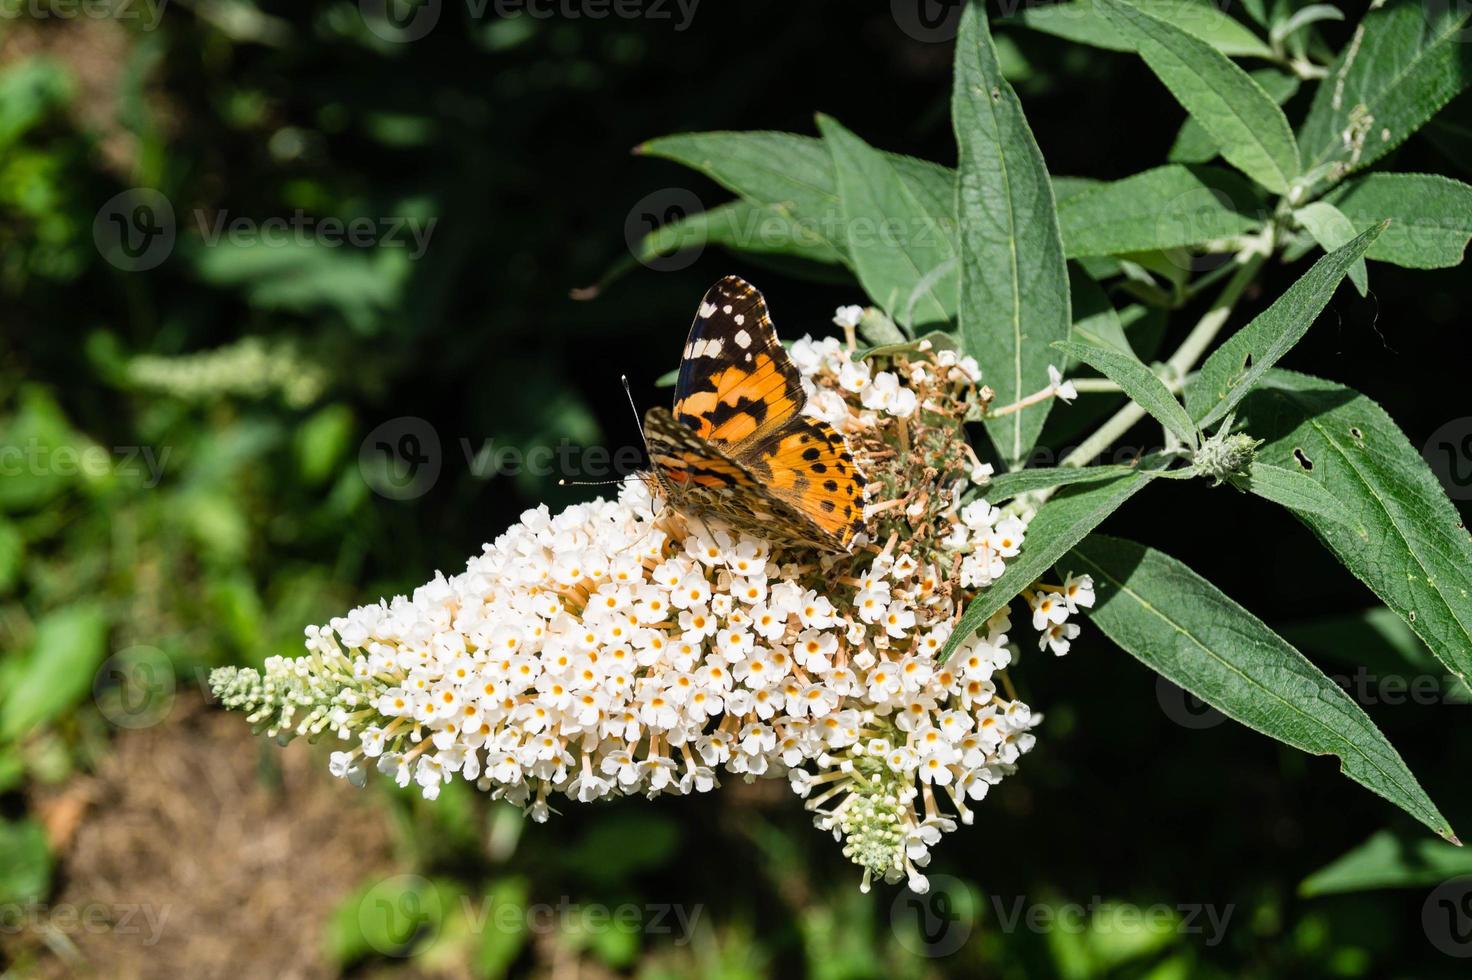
[{"x1": 1, "y1": 2, "x2": 1470, "y2": 978}]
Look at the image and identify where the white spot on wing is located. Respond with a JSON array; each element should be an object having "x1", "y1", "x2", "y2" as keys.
[
  {"x1": 734, "y1": 329, "x2": 752, "y2": 349},
  {"x1": 699, "y1": 302, "x2": 717, "y2": 318},
  {"x1": 733, "y1": 314, "x2": 745, "y2": 325},
  {"x1": 722, "y1": 304, "x2": 733, "y2": 314}
]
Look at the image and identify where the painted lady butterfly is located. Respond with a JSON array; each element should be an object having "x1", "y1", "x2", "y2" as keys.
[{"x1": 643, "y1": 276, "x2": 868, "y2": 552}]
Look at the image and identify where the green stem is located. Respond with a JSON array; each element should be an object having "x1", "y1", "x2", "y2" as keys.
[{"x1": 1051, "y1": 253, "x2": 1267, "y2": 477}]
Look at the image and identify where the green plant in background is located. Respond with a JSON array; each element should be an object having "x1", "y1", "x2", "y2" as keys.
[{"x1": 5, "y1": 0, "x2": 1472, "y2": 977}]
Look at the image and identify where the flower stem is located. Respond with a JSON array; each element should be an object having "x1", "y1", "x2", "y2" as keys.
[{"x1": 1051, "y1": 252, "x2": 1267, "y2": 477}]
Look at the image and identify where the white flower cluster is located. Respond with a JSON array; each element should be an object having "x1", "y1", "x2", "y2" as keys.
[
  {"x1": 127, "y1": 336, "x2": 328, "y2": 407},
  {"x1": 212, "y1": 305, "x2": 1098, "y2": 892},
  {"x1": 1026, "y1": 575, "x2": 1097, "y2": 656}
]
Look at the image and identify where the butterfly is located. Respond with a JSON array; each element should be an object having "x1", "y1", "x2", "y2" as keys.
[{"x1": 643, "y1": 275, "x2": 868, "y2": 552}]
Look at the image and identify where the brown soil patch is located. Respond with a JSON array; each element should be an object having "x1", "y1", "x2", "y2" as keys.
[{"x1": 15, "y1": 697, "x2": 397, "y2": 980}]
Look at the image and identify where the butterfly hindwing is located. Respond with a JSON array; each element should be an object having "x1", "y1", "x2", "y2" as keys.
[{"x1": 646, "y1": 276, "x2": 868, "y2": 552}]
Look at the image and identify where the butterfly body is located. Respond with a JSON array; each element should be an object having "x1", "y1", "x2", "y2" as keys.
[{"x1": 643, "y1": 276, "x2": 868, "y2": 552}]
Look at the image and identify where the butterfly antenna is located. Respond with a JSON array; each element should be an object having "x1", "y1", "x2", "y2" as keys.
[
  {"x1": 560, "y1": 375, "x2": 648, "y2": 489},
  {"x1": 622, "y1": 374, "x2": 648, "y2": 448}
]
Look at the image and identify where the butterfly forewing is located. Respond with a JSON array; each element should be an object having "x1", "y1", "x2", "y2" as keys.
[{"x1": 645, "y1": 276, "x2": 868, "y2": 552}]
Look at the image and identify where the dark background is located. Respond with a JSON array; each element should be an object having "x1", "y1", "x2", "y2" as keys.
[{"x1": 2, "y1": 1, "x2": 1470, "y2": 977}]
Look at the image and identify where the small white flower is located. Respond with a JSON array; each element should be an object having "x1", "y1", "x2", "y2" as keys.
[
  {"x1": 832, "y1": 304, "x2": 865, "y2": 329},
  {"x1": 1047, "y1": 364, "x2": 1078, "y2": 403}
]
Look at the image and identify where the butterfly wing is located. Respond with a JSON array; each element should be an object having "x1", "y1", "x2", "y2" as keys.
[{"x1": 648, "y1": 276, "x2": 867, "y2": 551}]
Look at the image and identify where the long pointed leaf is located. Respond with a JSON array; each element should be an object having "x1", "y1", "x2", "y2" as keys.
[
  {"x1": 1054, "y1": 336, "x2": 1197, "y2": 448},
  {"x1": 1299, "y1": 0, "x2": 1472, "y2": 187},
  {"x1": 1070, "y1": 534, "x2": 1456, "y2": 844},
  {"x1": 953, "y1": 2, "x2": 1070, "y2": 466},
  {"x1": 817, "y1": 115, "x2": 957, "y2": 331},
  {"x1": 1096, "y1": 0, "x2": 1300, "y2": 194},
  {"x1": 1241, "y1": 369, "x2": 1472, "y2": 688},
  {"x1": 1185, "y1": 221, "x2": 1384, "y2": 428}
]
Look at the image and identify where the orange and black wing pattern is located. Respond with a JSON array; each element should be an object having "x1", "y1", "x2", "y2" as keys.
[{"x1": 644, "y1": 276, "x2": 867, "y2": 551}]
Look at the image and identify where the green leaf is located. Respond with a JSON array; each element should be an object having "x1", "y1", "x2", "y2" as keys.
[
  {"x1": 953, "y1": 4, "x2": 1071, "y2": 466},
  {"x1": 1007, "y1": 0, "x2": 1274, "y2": 59},
  {"x1": 1068, "y1": 265, "x2": 1130, "y2": 355},
  {"x1": 1301, "y1": 830, "x2": 1472, "y2": 897},
  {"x1": 1070, "y1": 534, "x2": 1456, "y2": 843},
  {"x1": 325, "y1": 875, "x2": 458, "y2": 965},
  {"x1": 1231, "y1": 460, "x2": 1357, "y2": 527},
  {"x1": 1096, "y1": 0, "x2": 1300, "y2": 194},
  {"x1": 973, "y1": 464, "x2": 1143, "y2": 503},
  {"x1": 938, "y1": 470, "x2": 1159, "y2": 664},
  {"x1": 0, "y1": 818, "x2": 52, "y2": 906},
  {"x1": 1171, "y1": 69, "x2": 1301, "y2": 165},
  {"x1": 1299, "y1": 0, "x2": 1472, "y2": 186},
  {"x1": 817, "y1": 115, "x2": 957, "y2": 331},
  {"x1": 1056, "y1": 165, "x2": 1269, "y2": 258},
  {"x1": 0, "y1": 603, "x2": 109, "y2": 740},
  {"x1": 1292, "y1": 201, "x2": 1370, "y2": 295},
  {"x1": 638, "y1": 198, "x2": 845, "y2": 266},
  {"x1": 1325, "y1": 173, "x2": 1472, "y2": 269},
  {"x1": 1185, "y1": 221, "x2": 1384, "y2": 428},
  {"x1": 1241, "y1": 369, "x2": 1472, "y2": 689},
  {"x1": 637, "y1": 131, "x2": 848, "y2": 255},
  {"x1": 1054, "y1": 335, "x2": 1198, "y2": 448},
  {"x1": 1270, "y1": 4, "x2": 1344, "y2": 46}
]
